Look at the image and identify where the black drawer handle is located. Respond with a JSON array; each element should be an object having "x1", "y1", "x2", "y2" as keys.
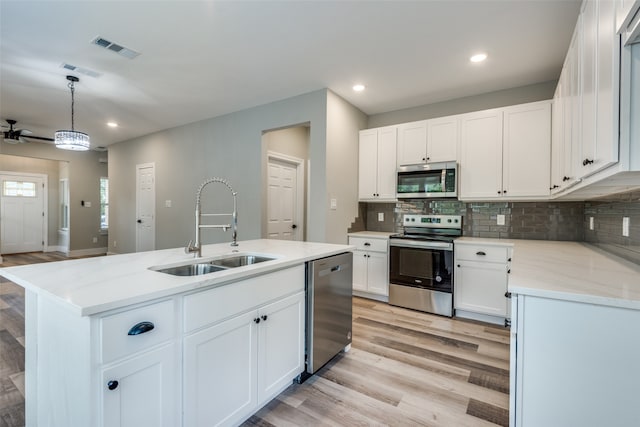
[
  {"x1": 107, "y1": 380, "x2": 119, "y2": 390},
  {"x1": 364, "y1": 242, "x2": 371, "y2": 246},
  {"x1": 127, "y1": 321, "x2": 155, "y2": 336},
  {"x1": 476, "y1": 251, "x2": 486, "y2": 256}
]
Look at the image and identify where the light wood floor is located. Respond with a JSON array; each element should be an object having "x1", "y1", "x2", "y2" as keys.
[{"x1": 0, "y1": 252, "x2": 510, "y2": 427}]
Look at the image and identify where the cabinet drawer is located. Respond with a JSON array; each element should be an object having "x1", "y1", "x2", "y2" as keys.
[
  {"x1": 455, "y1": 244, "x2": 508, "y2": 263},
  {"x1": 183, "y1": 265, "x2": 304, "y2": 333},
  {"x1": 100, "y1": 299, "x2": 175, "y2": 364},
  {"x1": 348, "y1": 237, "x2": 388, "y2": 253}
]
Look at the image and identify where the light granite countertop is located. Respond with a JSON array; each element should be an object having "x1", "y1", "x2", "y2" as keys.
[
  {"x1": 455, "y1": 237, "x2": 640, "y2": 309},
  {"x1": 347, "y1": 231, "x2": 396, "y2": 239},
  {"x1": 0, "y1": 239, "x2": 354, "y2": 316}
]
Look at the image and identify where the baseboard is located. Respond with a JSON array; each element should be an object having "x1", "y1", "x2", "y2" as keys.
[
  {"x1": 46, "y1": 246, "x2": 68, "y2": 254},
  {"x1": 352, "y1": 290, "x2": 389, "y2": 303},
  {"x1": 68, "y1": 247, "x2": 108, "y2": 257},
  {"x1": 454, "y1": 309, "x2": 507, "y2": 326}
]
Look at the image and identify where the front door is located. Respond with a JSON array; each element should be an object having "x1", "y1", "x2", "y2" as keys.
[
  {"x1": 266, "y1": 155, "x2": 302, "y2": 241},
  {"x1": 0, "y1": 173, "x2": 45, "y2": 254},
  {"x1": 136, "y1": 163, "x2": 155, "y2": 252}
]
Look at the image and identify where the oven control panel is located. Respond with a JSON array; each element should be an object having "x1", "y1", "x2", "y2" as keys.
[{"x1": 403, "y1": 214, "x2": 462, "y2": 229}]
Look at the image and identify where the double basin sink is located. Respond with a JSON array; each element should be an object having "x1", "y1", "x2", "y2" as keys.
[{"x1": 151, "y1": 254, "x2": 276, "y2": 276}]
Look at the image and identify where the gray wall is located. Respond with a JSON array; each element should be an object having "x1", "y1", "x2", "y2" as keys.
[
  {"x1": 0, "y1": 143, "x2": 108, "y2": 252},
  {"x1": 109, "y1": 89, "x2": 366, "y2": 254},
  {"x1": 367, "y1": 80, "x2": 557, "y2": 128}
]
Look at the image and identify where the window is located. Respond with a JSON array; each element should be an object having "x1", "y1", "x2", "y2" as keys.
[
  {"x1": 3, "y1": 180, "x2": 37, "y2": 197},
  {"x1": 100, "y1": 177, "x2": 109, "y2": 231},
  {"x1": 60, "y1": 179, "x2": 69, "y2": 230}
]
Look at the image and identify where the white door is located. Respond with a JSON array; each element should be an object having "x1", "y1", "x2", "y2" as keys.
[
  {"x1": 0, "y1": 174, "x2": 45, "y2": 254},
  {"x1": 266, "y1": 154, "x2": 303, "y2": 241},
  {"x1": 102, "y1": 345, "x2": 177, "y2": 427},
  {"x1": 136, "y1": 163, "x2": 155, "y2": 252}
]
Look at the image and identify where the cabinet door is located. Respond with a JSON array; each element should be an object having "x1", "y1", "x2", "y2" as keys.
[
  {"x1": 427, "y1": 116, "x2": 459, "y2": 163},
  {"x1": 183, "y1": 311, "x2": 257, "y2": 427},
  {"x1": 397, "y1": 121, "x2": 427, "y2": 166},
  {"x1": 366, "y1": 251, "x2": 389, "y2": 296},
  {"x1": 551, "y1": 83, "x2": 564, "y2": 192},
  {"x1": 502, "y1": 101, "x2": 551, "y2": 198},
  {"x1": 580, "y1": 0, "x2": 598, "y2": 176},
  {"x1": 358, "y1": 129, "x2": 378, "y2": 200},
  {"x1": 454, "y1": 260, "x2": 508, "y2": 317},
  {"x1": 257, "y1": 292, "x2": 305, "y2": 405},
  {"x1": 376, "y1": 126, "x2": 398, "y2": 200},
  {"x1": 352, "y1": 250, "x2": 368, "y2": 292},
  {"x1": 568, "y1": 23, "x2": 582, "y2": 185},
  {"x1": 102, "y1": 345, "x2": 177, "y2": 427},
  {"x1": 459, "y1": 110, "x2": 503, "y2": 199}
]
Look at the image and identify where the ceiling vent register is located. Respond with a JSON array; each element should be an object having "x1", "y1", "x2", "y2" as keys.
[
  {"x1": 91, "y1": 36, "x2": 140, "y2": 59},
  {"x1": 61, "y1": 63, "x2": 101, "y2": 78}
]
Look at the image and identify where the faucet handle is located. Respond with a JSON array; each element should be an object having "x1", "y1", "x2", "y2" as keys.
[{"x1": 185, "y1": 240, "x2": 194, "y2": 254}]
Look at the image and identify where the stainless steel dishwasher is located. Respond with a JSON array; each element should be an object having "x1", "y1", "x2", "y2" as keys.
[{"x1": 305, "y1": 252, "x2": 353, "y2": 376}]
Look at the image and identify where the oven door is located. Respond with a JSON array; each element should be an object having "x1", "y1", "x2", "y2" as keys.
[{"x1": 388, "y1": 241, "x2": 453, "y2": 292}]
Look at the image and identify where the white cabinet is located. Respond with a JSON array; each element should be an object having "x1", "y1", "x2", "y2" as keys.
[
  {"x1": 510, "y1": 293, "x2": 640, "y2": 426},
  {"x1": 396, "y1": 116, "x2": 458, "y2": 166},
  {"x1": 358, "y1": 126, "x2": 397, "y2": 201},
  {"x1": 454, "y1": 242, "x2": 511, "y2": 325},
  {"x1": 102, "y1": 345, "x2": 178, "y2": 427},
  {"x1": 349, "y1": 235, "x2": 389, "y2": 299},
  {"x1": 183, "y1": 291, "x2": 304, "y2": 427},
  {"x1": 459, "y1": 101, "x2": 551, "y2": 200}
]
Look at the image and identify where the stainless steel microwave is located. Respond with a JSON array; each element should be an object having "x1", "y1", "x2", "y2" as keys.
[{"x1": 396, "y1": 161, "x2": 457, "y2": 198}]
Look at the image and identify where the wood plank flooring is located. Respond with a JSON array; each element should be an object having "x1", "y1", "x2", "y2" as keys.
[{"x1": 0, "y1": 252, "x2": 510, "y2": 427}]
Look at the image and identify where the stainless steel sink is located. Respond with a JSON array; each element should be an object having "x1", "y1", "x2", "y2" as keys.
[
  {"x1": 211, "y1": 255, "x2": 274, "y2": 268},
  {"x1": 155, "y1": 263, "x2": 228, "y2": 276},
  {"x1": 151, "y1": 254, "x2": 276, "y2": 276}
]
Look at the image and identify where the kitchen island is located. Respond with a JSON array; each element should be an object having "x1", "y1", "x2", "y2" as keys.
[
  {"x1": 458, "y1": 238, "x2": 640, "y2": 427},
  {"x1": 0, "y1": 239, "x2": 354, "y2": 427}
]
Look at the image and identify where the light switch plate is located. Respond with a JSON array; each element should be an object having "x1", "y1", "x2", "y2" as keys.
[
  {"x1": 165, "y1": 200, "x2": 172, "y2": 208},
  {"x1": 497, "y1": 214, "x2": 505, "y2": 226},
  {"x1": 589, "y1": 217, "x2": 594, "y2": 230},
  {"x1": 623, "y1": 217, "x2": 630, "y2": 237},
  {"x1": 84, "y1": 201, "x2": 91, "y2": 208},
  {"x1": 330, "y1": 198, "x2": 337, "y2": 210},
  {"x1": 378, "y1": 212, "x2": 384, "y2": 222}
]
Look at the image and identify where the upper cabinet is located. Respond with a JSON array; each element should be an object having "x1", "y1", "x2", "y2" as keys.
[
  {"x1": 358, "y1": 126, "x2": 397, "y2": 201},
  {"x1": 459, "y1": 101, "x2": 552, "y2": 200},
  {"x1": 396, "y1": 116, "x2": 458, "y2": 166}
]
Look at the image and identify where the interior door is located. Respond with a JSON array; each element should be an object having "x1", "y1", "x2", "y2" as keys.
[
  {"x1": 0, "y1": 174, "x2": 45, "y2": 254},
  {"x1": 266, "y1": 156, "x2": 301, "y2": 241},
  {"x1": 136, "y1": 163, "x2": 155, "y2": 252}
]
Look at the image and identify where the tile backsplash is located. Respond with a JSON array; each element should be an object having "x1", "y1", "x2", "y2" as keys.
[{"x1": 349, "y1": 190, "x2": 640, "y2": 264}]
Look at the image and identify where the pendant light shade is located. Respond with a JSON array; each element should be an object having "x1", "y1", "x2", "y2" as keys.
[{"x1": 55, "y1": 75, "x2": 90, "y2": 151}]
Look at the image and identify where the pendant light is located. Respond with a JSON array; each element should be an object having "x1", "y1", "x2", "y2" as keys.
[{"x1": 55, "y1": 75, "x2": 90, "y2": 151}]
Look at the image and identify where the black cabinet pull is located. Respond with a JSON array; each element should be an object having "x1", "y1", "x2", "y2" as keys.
[
  {"x1": 563, "y1": 176, "x2": 571, "y2": 182},
  {"x1": 503, "y1": 190, "x2": 507, "y2": 194},
  {"x1": 508, "y1": 258, "x2": 512, "y2": 262},
  {"x1": 550, "y1": 185, "x2": 559, "y2": 190},
  {"x1": 476, "y1": 251, "x2": 486, "y2": 256},
  {"x1": 107, "y1": 380, "x2": 119, "y2": 390},
  {"x1": 291, "y1": 224, "x2": 297, "y2": 229},
  {"x1": 364, "y1": 242, "x2": 371, "y2": 246},
  {"x1": 507, "y1": 269, "x2": 511, "y2": 274},
  {"x1": 497, "y1": 191, "x2": 502, "y2": 194},
  {"x1": 261, "y1": 315, "x2": 268, "y2": 321},
  {"x1": 137, "y1": 219, "x2": 142, "y2": 223},
  {"x1": 457, "y1": 264, "x2": 461, "y2": 267},
  {"x1": 583, "y1": 158, "x2": 594, "y2": 166},
  {"x1": 254, "y1": 318, "x2": 261, "y2": 324},
  {"x1": 422, "y1": 157, "x2": 426, "y2": 161},
  {"x1": 127, "y1": 321, "x2": 155, "y2": 336},
  {"x1": 505, "y1": 292, "x2": 512, "y2": 298}
]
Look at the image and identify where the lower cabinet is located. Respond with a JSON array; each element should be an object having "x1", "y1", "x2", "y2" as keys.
[
  {"x1": 102, "y1": 344, "x2": 178, "y2": 427},
  {"x1": 349, "y1": 235, "x2": 390, "y2": 299},
  {"x1": 183, "y1": 291, "x2": 305, "y2": 427},
  {"x1": 454, "y1": 242, "x2": 511, "y2": 324}
]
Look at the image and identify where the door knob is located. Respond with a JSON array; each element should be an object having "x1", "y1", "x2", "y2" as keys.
[{"x1": 137, "y1": 219, "x2": 142, "y2": 223}]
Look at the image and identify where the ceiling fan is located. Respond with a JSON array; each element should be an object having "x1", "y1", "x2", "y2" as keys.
[{"x1": 2, "y1": 119, "x2": 54, "y2": 144}]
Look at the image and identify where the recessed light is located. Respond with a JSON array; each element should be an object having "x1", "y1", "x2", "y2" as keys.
[
  {"x1": 470, "y1": 53, "x2": 488, "y2": 63},
  {"x1": 107, "y1": 122, "x2": 118, "y2": 128},
  {"x1": 353, "y1": 84, "x2": 366, "y2": 92}
]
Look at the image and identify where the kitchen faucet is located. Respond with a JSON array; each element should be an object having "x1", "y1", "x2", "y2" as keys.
[{"x1": 185, "y1": 177, "x2": 238, "y2": 257}]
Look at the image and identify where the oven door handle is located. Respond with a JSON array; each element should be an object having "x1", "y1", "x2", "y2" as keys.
[{"x1": 389, "y1": 240, "x2": 453, "y2": 250}]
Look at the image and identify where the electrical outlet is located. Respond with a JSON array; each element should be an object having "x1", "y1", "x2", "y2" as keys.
[
  {"x1": 85, "y1": 201, "x2": 91, "y2": 208},
  {"x1": 113, "y1": 240, "x2": 117, "y2": 248},
  {"x1": 589, "y1": 217, "x2": 594, "y2": 230},
  {"x1": 623, "y1": 217, "x2": 630, "y2": 237},
  {"x1": 378, "y1": 212, "x2": 384, "y2": 222},
  {"x1": 92, "y1": 237, "x2": 98, "y2": 243},
  {"x1": 497, "y1": 214, "x2": 505, "y2": 226}
]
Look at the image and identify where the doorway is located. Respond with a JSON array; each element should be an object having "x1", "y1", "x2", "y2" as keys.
[
  {"x1": 262, "y1": 126, "x2": 309, "y2": 241},
  {"x1": 136, "y1": 163, "x2": 156, "y2": 252},
  {"x1": 0, "y1": 172, "x2": 47, "y2": 254}
]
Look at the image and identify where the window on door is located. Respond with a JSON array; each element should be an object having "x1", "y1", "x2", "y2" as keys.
[
  {"x1": 60, "y1": 179, "x2": 69, "y2": 230},
  {"x1": 100, "y1": 177, "x2": 109, "y2": 231},
  {"x1": 3, "y1": 180, "x2": 37, "y2": 197}
]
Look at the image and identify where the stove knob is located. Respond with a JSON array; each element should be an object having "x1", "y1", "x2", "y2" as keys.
[
  {"x1": 447, "y1": 219, "x2": 452, "y2": 223},
  {"x1": 435, "y1": 275, "x2": 442, "y2": 283}
]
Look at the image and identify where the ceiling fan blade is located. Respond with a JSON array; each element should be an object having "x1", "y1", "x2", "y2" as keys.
[
  {"x1": 22, "y1": 135, "x2": 55, "y2": 142},
  {"x1": 17, "y1": 129, "x2": 33, "y2": 136}
]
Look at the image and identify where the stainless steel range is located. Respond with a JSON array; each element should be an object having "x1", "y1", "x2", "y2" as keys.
[{"x1": 388, "y1": 214, "x2": 462, "y2": 317}]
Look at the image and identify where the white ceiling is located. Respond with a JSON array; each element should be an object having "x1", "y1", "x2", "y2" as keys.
[{"x1": 0, "y1": 0, "x2": 581, "y2": 149}]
